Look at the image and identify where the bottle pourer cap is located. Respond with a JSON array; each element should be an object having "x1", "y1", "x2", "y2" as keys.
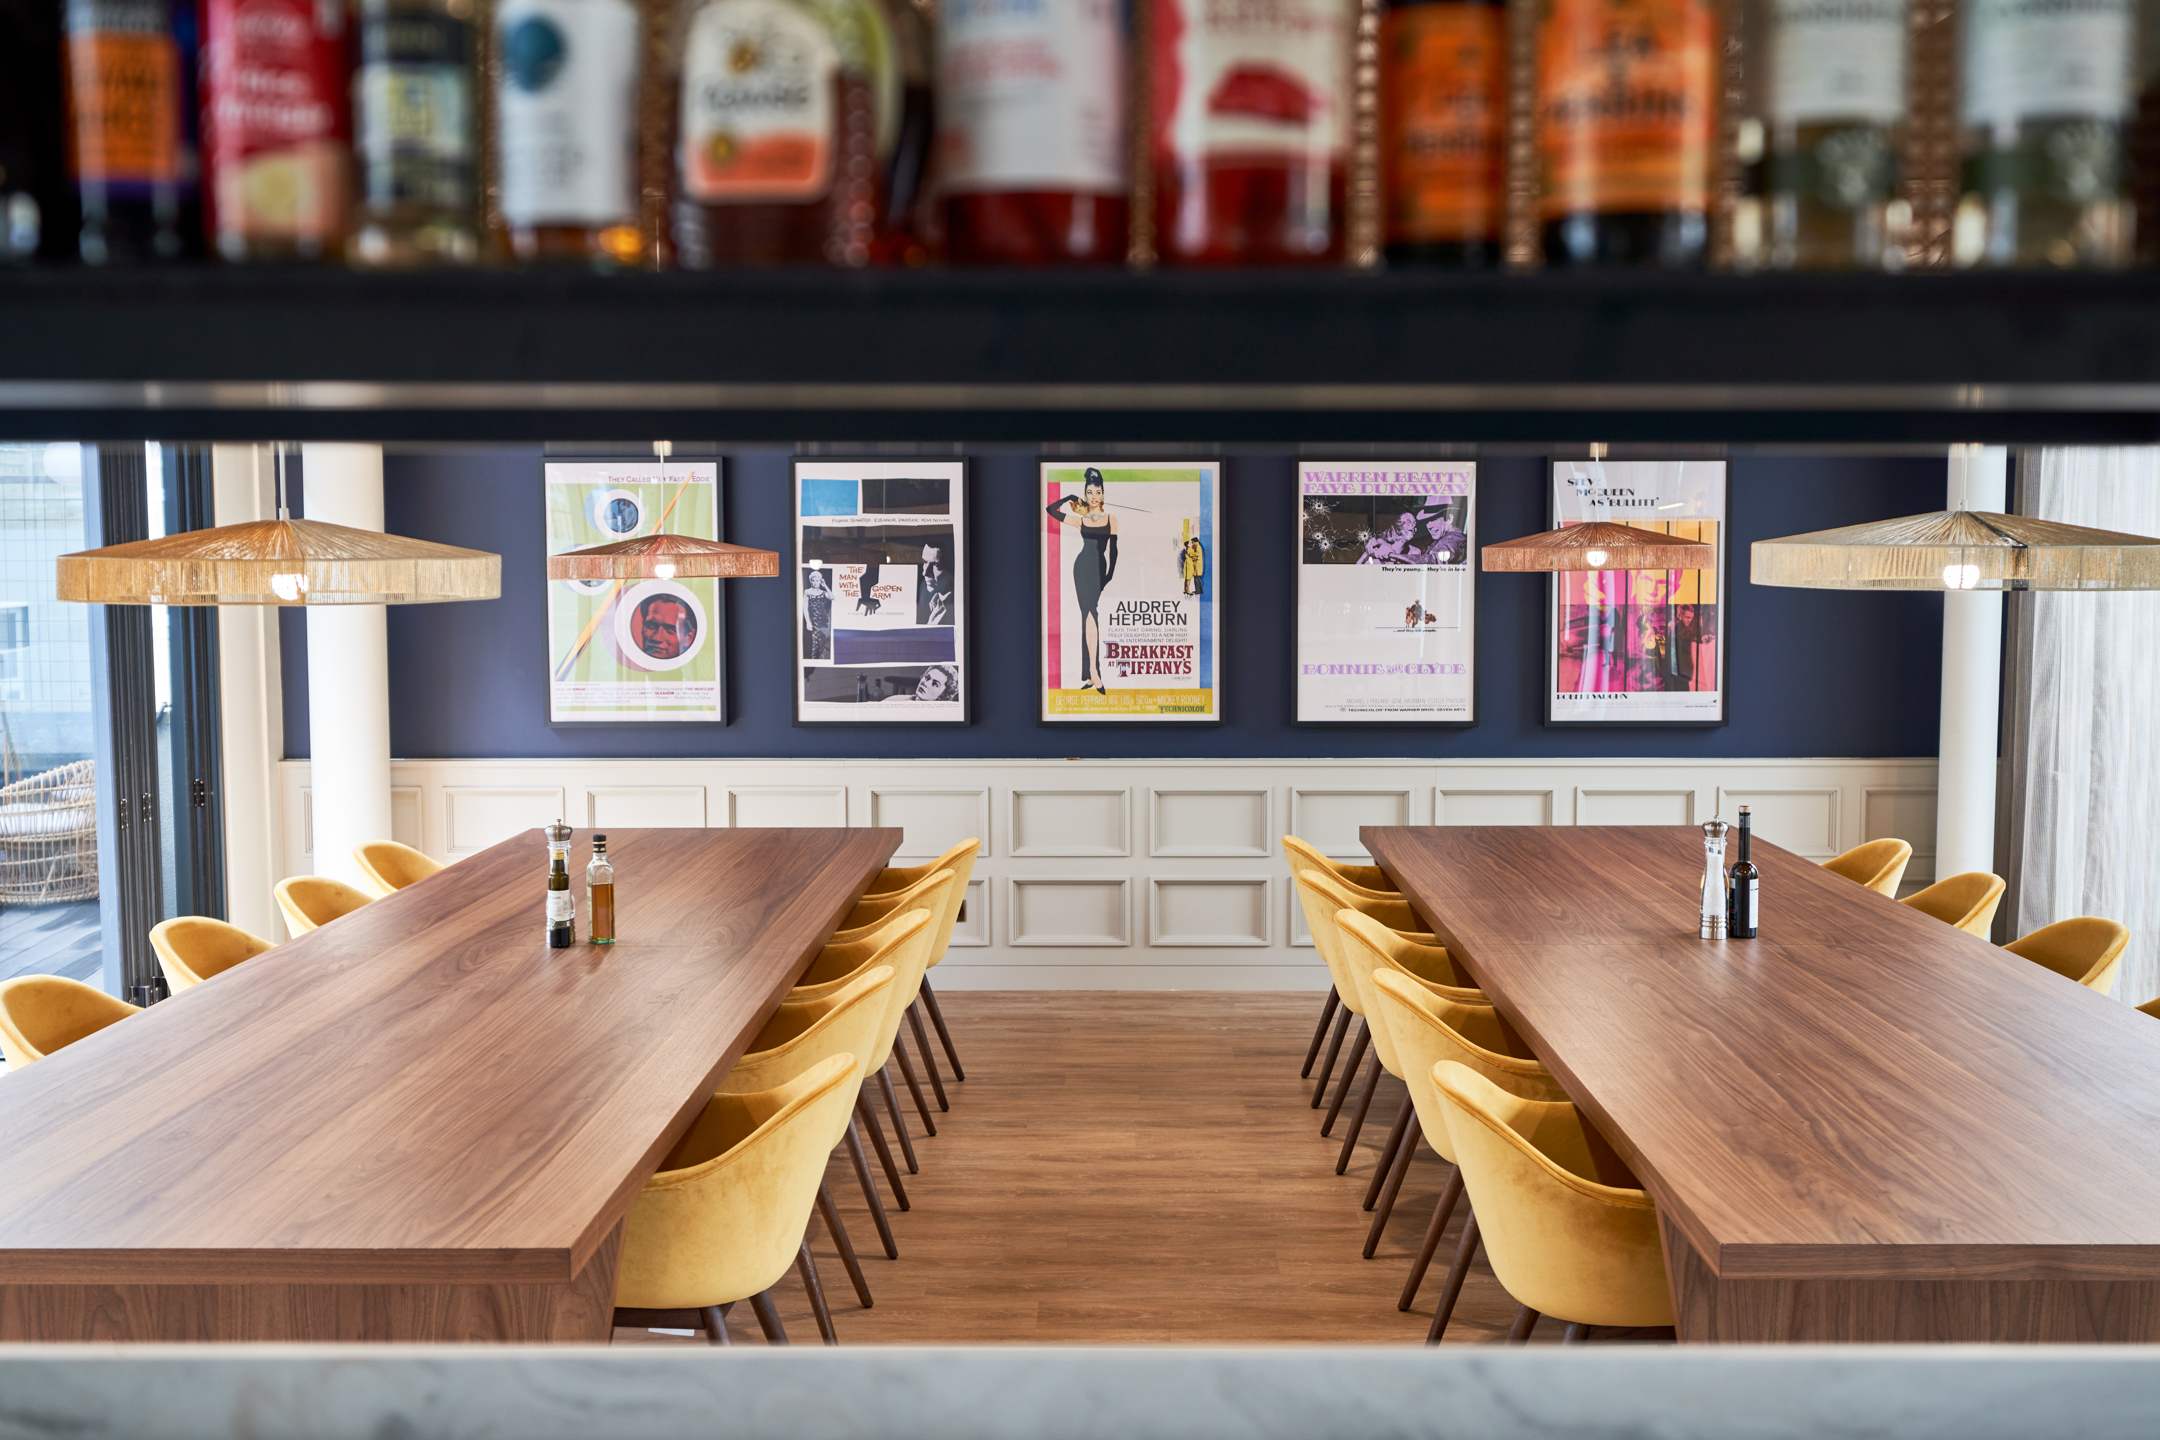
[
  {"x1": 592, "y1": 833, "x2": 607, "y2": 845},
  {"x1": 545, "y1": 820, "x2": 572, "y2": 847}
]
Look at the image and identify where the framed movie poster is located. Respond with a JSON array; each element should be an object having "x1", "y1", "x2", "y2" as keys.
[
  {"x1": 1295, "y1": 460, "x2": 1476, "y2": 725},
  {"x1": 545, "y1": 458, "x2": 724, "y2": 725},
  {"x1": 1545, "y1": 458, "x2": 1729, "y2": 727},
  {"x1": 793, "y1": 459, "x2": 969, "y2": 725},
  {"x1": 1040, "y1": 460, "x2": 1221, "y2": 725}
]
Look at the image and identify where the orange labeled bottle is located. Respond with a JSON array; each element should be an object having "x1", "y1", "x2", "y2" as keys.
[
  {"x1": 1537, "y1": 0, "x2": 1716, "y2": 268},
  {"x1": 62, "y1": 0, "x2": 196, "y2": 263},
  {"x1": 1381, "y1": 0, "x2": 1505, "y2": 265}
]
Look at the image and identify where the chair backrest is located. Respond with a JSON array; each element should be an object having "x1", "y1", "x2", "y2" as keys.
[
  {"x1": 1433, "y1": 1061, "x2": 1672, "y2": 1330},
  {"x1": 1370, "y1": 968, "x2": 1555, "y2": 1164},
  {"x1": 615, "y1": 1052, "x2": 860, "y2": 1312},
  {"x1": 920, "y1": 841, "x2": 978, "y2": 970},
  {"x1": 1335, "y1": 908, "x2": 1479, "y2": 998},
  {"x1": 1296, "y1": 868, "x2": 1439, "y2": 1020},
  {"x1": 2004, "y1": 917, "x2": 2131, "y2": 994},
  {"x1": 1281, "y1": 835, "x2": 1398, "y2": 897},
  {"x1": 1900, "y1": 871, "x2": 2006, "y2": 938},
  {"x1": 150, "y1": 916, "x2": 275, "y2": 992},
  {"x1": 832, "y1": 867, "x2": 953, "y2": 943},
  {"x1": 795, "y1": 905, "x2": 940, "y2": 1072},
  {"x1": 866, "y1": 838, "x2": 981, "y2": 899},
  {"x1": 353, "y1": 840, "x2": 444, "y2": 897},
  {"x1": 722, "y1": 965, "x2": 896, "y2": 1095},
  {"x1": 275, "y1": 875, "x2": 375, "y2": 935},
  {"x1": 819, "y1": 869, "x2": 954, "y2": 987},
  {"x1": 0, "y1": 976, "x2": 139, "y2": 1066},
  {"x1": 1822, "y1": 839, "x2": 1913, "y2": 898}
]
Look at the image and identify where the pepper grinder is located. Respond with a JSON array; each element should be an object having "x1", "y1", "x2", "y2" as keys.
[{"x1": 1699, "y1": 818, "x2": 1729, "y2": 940}]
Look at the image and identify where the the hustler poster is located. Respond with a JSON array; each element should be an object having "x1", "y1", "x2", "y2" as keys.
[
  {"x1": 1546, "y1": 458, "x2": 1727, "y2": 727},
  {"x1": 1040, "y1": 461, "x2": 1221, "y2": 724},
  {"x1": 1296, "y1": 461, "x2": 1476, "y2": 724},
  {"x1": 794, "y1": 460, "x2": 968, "y2": 724},
  {"x1": 545, "y1": 459, "x2": 723, "y2": 724}
]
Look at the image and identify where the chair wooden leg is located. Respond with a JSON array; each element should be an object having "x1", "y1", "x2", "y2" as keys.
[
  {"x1": 1424, "y1": 1207, "x2": 1480, "y2": 1345},
  {"x1": 1399, "y1": 1167, "x2": 1463, "y2": 1310},
  {"x1": 701, "y1": 1305, "x2": 731, "y2": 1346},
  {"x1": 1362, "y1": 1093, "x2": 1415, "y2": 1211},
  {"x1": 907, "y1": 1002, "x2": 951, "y2": 1111},
  {"x1": 1321, "y1": 1020, "x2": 1370, "y2": 1138},
  {"x1": 749, "y1": 1288, "x2": 789, "y2": 1345},
  {"x1": 1509, "y1": 1306, "x2": 1541, "y2": 1344},
  {"x1": 892, "y1": 1033, "x2": 939, "y2": 1136},
  {"x1": 817, "y1": 1179, "x2": 874, "y2": 1306},
  {"x1": 1562, "y1": 1322, "x2": 1593, "y2": 1345},
  {"x1": 1364, "y1": 1121, "x2": 1418, "y2": 1259},
  {"x1": 855, "y1": 1092, "x2": 911, "y2": 1212},
  {"x1": 878, "y1": 1065, "x2": 920, "y2": 1173},
  {"x1": 843, "y1": 1122, "x2": 901, "y2": 1254},
  {"x1": 1311, "y1": 1006, "x2": 1352, "y2": 1107},
  {"x1": 798, "y1": 1240, "x2": 838, "y2": 1346},
  {"x1": 919, "y1": 975, "x2": 965, "y2": 1081},
  {"x1": 1334, "y1": 1052, "x2": 1383, "y2": 1174},
  {"x1": 1302, "y1": 986, "x2": 1340, "y2": 1078}
]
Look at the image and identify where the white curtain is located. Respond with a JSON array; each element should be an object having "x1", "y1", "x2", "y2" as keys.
[{"x1": 2020, "y1": 448, "x2": 2160, "y2": 1006}]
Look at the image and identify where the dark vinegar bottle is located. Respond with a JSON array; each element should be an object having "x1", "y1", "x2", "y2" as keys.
[
  {"x1": 935, "y1": 0, "x2": 1128, "y2": 264},
  {"x1": 1727, "y1": 805, "x2": 1759, "y2": 938},
  {"x1": 1381, "y1": 0, "x2": 1505, "y2": 266},
  {"x1": 62, "y1": 0, "x2": 198, "y2": 263},
  {"x1": 1537, "y1": 0, "x2": 1716, "y2": 268}
]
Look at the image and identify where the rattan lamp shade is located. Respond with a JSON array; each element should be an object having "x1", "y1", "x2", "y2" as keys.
[
  {"x1": 545, "y1": 532, "x2": 780, "y2": 581},
  {"x1": 1751, "y1": 510, "x2": 2160, "y2": 591},
  {"x1": 56, "y1": 518, "x2": 501, "y2": 605},
  {"x1": 1482, "y1": 520, "x2": 1716, "y2": 572}
]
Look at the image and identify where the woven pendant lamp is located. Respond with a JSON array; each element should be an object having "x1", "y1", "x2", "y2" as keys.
[
  {"x1": 56, "y1": 447, "x2": 499, "y2": 606},
  {"x1": 1751, "y1": 510, "x2": 2160, "y2": 591},
  {"x1": 1482, "y1": 520, "x2": 1716, "y2": 572},
  {"x1": 545, "y1": 441, "x2": 779, "y2": 581}
]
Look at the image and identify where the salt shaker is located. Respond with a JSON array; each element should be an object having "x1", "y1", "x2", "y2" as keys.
[{"x1": 1699, "y1": 819, "x2": 1729, "y2": 940}]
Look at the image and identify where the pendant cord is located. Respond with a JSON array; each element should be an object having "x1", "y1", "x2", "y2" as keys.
[{"x1": 275, "y1": 442, "x2": 290, "y2": 522}]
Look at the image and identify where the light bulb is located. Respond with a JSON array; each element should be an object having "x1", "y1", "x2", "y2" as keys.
[
  {"x1": 1942, "y1": 563, "x2": 1980, "y2": 590},
  {"x1": 1584, "y1": 549, "x2": 1609, "y2": 567},
  {"x1": 653, "y1": 561, "x2": 676, "y2": 580},
  {"x1": 270, "y1": 572, "x2": 308, "y2": 602}
]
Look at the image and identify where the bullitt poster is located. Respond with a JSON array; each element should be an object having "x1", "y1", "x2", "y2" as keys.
[
  {"x1": 545, "y1": 458, "x2": 723, "y2": 725},
  {"x1": 1040, "y1": 461, "x2": 1221, "y2": 724},
  {"x1": 1296, "y1": 460, "x2": 1477, "y2": 725}
]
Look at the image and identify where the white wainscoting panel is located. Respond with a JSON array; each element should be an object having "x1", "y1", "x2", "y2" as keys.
[
  {"x1": 586, "y1": 786, "x2": 706, "y2": 830},
  {"x1": 1009, "y1": 878, "x2": 1130, "y2": 948},
  {"x1": 1010, "y1": 789, "x2": 1130, "y2": 857},
  {"x1": 279, "y1": 757, "x2": 1935, "y2": 990},
  {"x1": 1150, "y1": 788, "x2": 1272, "y2": 857},
  {"x1": 298, "y1": 786, "x2": 422, "y2": 860}
]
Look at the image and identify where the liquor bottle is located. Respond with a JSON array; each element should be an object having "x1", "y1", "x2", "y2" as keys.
[
  {"x1": 546, "y1": 819, "x2": 575, "y2": 947},
  {"x1": 1537, "y1": 0, "x2": 1716, "y2": 268},
  {"x1": 489, "y1": 0, "x2": 651, "y2": 264},
  {"x1": 200, "y1": 0, "x2": 352, "y2": 262},
  {"x1": 1727, "y1": 805, "x2": 1759, "y2": 938},
  {"x1": 0, "y1": 0, "x2": 67, "y2": 262},
  {"x1": 1381, "y1": 0, "x2": 1505, "y2": 266},
  {"x1": 1755, "y1": 0, "x2": 1909, "y2": 268},
  {"x1": 351, "y1": 0, "x2": 482, "y2": 265},
  {"x1": 62, "y1": 0, "x2": 198, "y2": 264},
  {"x1": 1149, "y1": 0, "x2": 1352, "y2": 264},
  {"x1": 935, "y1": 0, "x2": 1128, "y2": 264},
  {"x1": 1955, "y1": 0, "x2": 2136, "y2": 268},
  {"x1": 587, "y1": 831, "x2": 616, "y2": 944},
  {"x1": 667, "y1": 0, "x2": 890, "y2": 267}
]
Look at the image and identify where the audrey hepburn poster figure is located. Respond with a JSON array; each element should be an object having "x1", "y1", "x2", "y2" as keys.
[{"x1": 1046, "y1": 468, "x2": 1119, "y2": 693}]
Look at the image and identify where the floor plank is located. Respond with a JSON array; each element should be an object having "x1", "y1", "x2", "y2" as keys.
[{"x1": 613, "y1": 991, "x2": 1620, "y2": 1348}]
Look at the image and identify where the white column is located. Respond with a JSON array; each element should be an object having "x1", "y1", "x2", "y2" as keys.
[
  {"x1": 210, "y1": 445, "x2": 285, "y2": 939},
  {"x1": 301, "y1": 444, "x2": 392, "y2": 895},
  {"x1": 1935, "y1": 445, "x2": 2008, "y2": 884}
]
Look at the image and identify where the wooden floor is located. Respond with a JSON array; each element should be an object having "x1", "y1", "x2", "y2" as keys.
[
  {"x1": 0, "y1": 900, "x2": 100, "y2": 986},
  {"x1": 614, "y1": 990, "x2": 1618, "y2": 1348}
]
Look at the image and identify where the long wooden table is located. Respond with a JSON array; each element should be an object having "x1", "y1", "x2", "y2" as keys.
[
  {"x1": 1365, "y1": 824, "x2": 2160, "y2": 1343},
  {"x1": 0, "y1": 825, "x2": 897, "y2": 1342}
]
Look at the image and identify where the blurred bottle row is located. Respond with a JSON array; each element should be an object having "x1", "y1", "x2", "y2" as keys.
[{"x1": 0, "y1": 0, "x2": 2149, "y2": 270}]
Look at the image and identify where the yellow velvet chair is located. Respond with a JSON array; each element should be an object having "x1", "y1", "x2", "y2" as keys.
[
  {"x1": 1370, "y1": 967, "x2": 1564, "y2": 1341},
  {"x1": 352, "y1": 840, "x2": 444, "y2": 897},
  {"x1": 613, "y1": 1052, "x2": 860, "y2": 1345},
  {"x1": 0, "y1": 976, "x2": 139, "y2": 1067},
  {"x1": 1295, "y1": 867, "x2": 1440, "y2": 1137},
  {"x1": 1822, "y1": 839, "x2": 1913, "y2": 897},
  {"x1": 274, "y1": 875, "x2": 374, "y2": 935},
  {"x1": 1434, "y1": 1061, "x2": 1672, "y2": 1344},
  {"x1": 1900, "y1": 871, "x2": 2007, "y2": 938},
  {"x1": 149, "y1": 916, "x2": 275, "y2": 992},
  {"x1": 1283, "y1": 835, "x2": 1400, "y2": 1083},
  {"x1": 2003, "y1": 917, "x2": 2131, "y2": 995},
  {"x1": 816, "y1": 869, "x2": 958, "y2": 1141},
  {"x1": 856, "y1": 840, "x2": 979, "y2": 1093},
  {"x1": 720, "y1": 964, "x2": 897, "y2": 1326}
]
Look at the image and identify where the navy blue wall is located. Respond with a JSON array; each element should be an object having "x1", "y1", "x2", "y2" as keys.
[{"x1": 280, "y1": 448, "x2": 1945, "y2": 759}]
